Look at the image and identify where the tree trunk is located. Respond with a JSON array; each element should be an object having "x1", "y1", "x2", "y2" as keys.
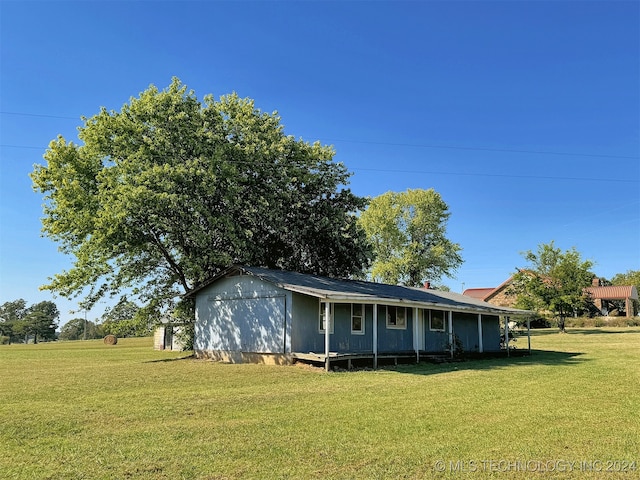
[{"x1": 558, "y1": 316, "x2": 566, "y2": 333}]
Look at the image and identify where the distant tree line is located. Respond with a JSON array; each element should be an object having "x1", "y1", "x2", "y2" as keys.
[
  {"x1": 0, "y1": 299, "x2": 59, "y2": 344},
  {"x1": 1, "y1": 298, "x2": 153, "y2": 344}
]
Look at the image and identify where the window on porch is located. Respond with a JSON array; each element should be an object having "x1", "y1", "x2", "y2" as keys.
[
  {"x1": 351, "y1": 303, "x2": 364, "y2": 334},
  {"x1": 386, "y1": 306, "x2": 407, "y2": 329},
  {"x1": 430, "y1": 310, "x2": 446, "y2": 331}
]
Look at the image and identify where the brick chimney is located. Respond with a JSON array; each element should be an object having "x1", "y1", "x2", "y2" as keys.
[{"x1": 592, "y1": 277, "x2": 600, "y2": 287}]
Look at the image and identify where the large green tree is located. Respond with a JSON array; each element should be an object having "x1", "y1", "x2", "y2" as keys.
[
  {"x1": 100, "y1": 299, "x2": 150, "y2": 338},
  {"x1": 0, "y1": 299, "x2": 28, "y2": 344},
  {"x1": 357, "y1": 188, "x2": 462, "y2": 286},
  {"x1": 510, "y1": 241, "x2": 594, "y2": 332},
  {"x1": 59, "y1": 318, "x2": 103, "y2": 341},
  {"x1": 14, "y1": 301, "x2": 59, "y2": 343},
  {"x1": 31, "y1": 78, "x2": 370, "y2": 315}
]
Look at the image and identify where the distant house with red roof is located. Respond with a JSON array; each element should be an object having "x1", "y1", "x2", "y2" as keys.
[
  {"x1": 462, "y1": 288, "x2": 494, "y2": 301},
  {"x1": 463, "y1": 276, "x2": 638, "y2": 317},
  {"x1": 463, "y1": 276, "x2": 521, "y2": 309}
]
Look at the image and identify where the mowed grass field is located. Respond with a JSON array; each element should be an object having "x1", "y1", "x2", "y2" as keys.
[{"x1": 1, "y1": 328, "x2": 639, "y2": 479}]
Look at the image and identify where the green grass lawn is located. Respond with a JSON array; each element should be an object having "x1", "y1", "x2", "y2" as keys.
[{"x1": 1, "y1": 328, "x2": 639, "y2": 479}]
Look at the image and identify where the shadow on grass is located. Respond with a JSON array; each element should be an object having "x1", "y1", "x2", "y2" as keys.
[
  {"x1": 519, "y1": 327, "x2": 640, "y2": 337},
  {"x1": 144, "y1": 353, "x2": 195, "y2": 363},
  {"x1": 564, "y1": 328, "x2": 640, "y2": 335},
  {"x1": 386, "y1": 349, "x2": 587, "y2": 376}
]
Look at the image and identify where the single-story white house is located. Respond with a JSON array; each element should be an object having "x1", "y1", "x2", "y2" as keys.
[{"x1": 187, "y1": 266, "x2": 531, "y2": 369}]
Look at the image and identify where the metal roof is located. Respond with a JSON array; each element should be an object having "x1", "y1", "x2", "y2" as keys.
[
  {"x1": 462, "y1": 288, "x2": 494, "y2": 300},
  {"x1": 584, "y1": 285, "x2": 639, "y2": 300},
  {"x1": 190, "y1": 266, "x2": 532, "y2": 316}
]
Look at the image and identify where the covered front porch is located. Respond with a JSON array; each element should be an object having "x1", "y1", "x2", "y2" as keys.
[{"x1": 305, "y1": 301, "x2": 531, "y2": 371}]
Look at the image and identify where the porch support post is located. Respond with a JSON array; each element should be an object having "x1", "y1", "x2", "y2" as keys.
[
  {"x1": 324, "y1": 301, "x2": 331, "y2": 372},
  {"x1": 448, "y1": 310, "x2": 454, "y2": 359},
  {"x1": 413, "y1": 307, "x2": 419, "y2": 363},
  {"x1": 373, "y1": 304, "x2": 378, "y2": 369},
  {"x1": 477, "y1": 313, "x2": 483, "y2": 353},
  {"x1": 505, "y1": 316, "x2": 510, "y2": 357},
  {"x1": 527, "y1": 316, "x2": 531, "y2": 354}
]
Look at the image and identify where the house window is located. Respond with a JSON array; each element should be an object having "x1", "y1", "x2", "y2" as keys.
[
  {"x1": 319, "y1": 302, "x2": 334, "y2": 333},
  {"x1": 386, "y1": 306, "x2": 407, "y2": 329},
  {"x1": 430, "y1": 310, "x2": 446, "y2": 331},
  {"x1": 351, "y1": 303, "x2": 364, "y2": 335}
]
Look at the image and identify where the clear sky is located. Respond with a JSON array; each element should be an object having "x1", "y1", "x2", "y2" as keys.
[{"x1": 1, "y1": 1, "x2": 639, "y2": 327}]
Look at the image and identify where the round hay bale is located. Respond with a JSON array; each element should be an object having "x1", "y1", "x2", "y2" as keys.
[{"x1": 103, "y1": 334, "x2": 118, "y2": 345}]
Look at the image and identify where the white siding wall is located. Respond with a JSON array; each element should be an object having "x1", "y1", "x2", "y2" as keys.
[{"x1": 195, "y1": 275, "x2": 292, "y2": 354}]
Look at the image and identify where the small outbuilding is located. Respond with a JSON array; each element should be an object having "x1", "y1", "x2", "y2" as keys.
[
  {"x1": 187, "y1": 266, "x2": 530, "y2": 369},
  {"x1": 153, "y1": 320, "x2": 187, "y2": 351}
]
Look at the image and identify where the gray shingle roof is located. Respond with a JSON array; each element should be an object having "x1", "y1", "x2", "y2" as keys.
[{"x1": 192, "y1": 266, "x2": 531, "y2": 316}]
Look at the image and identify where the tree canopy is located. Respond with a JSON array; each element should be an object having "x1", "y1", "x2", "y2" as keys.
[
  {"x1": 0, "y1": 299, "x2": 28, "y2": 343},
  {"x1": 31, "y1": 78, "x2": 371, "y2": 315},
  {"x1": 610, "y1": 269, "x2": 640, "y2": 291},
  {"x1": 100, "y1": 299, "x2": 151, "y2": 338},
  {"x1": 357, "y1": 188, "x2": 462, "y2": 286},
  {"x1": 509, "y1": 241, "x2": 594, "y2": 332},
  {"x1": 59, "y1": 318, "x2": 103, "y2": 341},
  {"x1": 0, "y1": 299, "x2": 59, "y2": 343}
]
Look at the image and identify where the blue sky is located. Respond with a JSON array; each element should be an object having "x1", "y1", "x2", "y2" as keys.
[{"x1": 1, "y1": 1, "x2": 639, "y2": 327}]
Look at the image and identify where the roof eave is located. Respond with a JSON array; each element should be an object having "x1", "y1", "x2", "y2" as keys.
[{"x1": 282, "y1": 284, "x2": 532, "y2": 316}]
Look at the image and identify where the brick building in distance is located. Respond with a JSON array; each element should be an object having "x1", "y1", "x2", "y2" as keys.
[{"x1": 464, "y1": 276, "x2": 638, "y2": 317}]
